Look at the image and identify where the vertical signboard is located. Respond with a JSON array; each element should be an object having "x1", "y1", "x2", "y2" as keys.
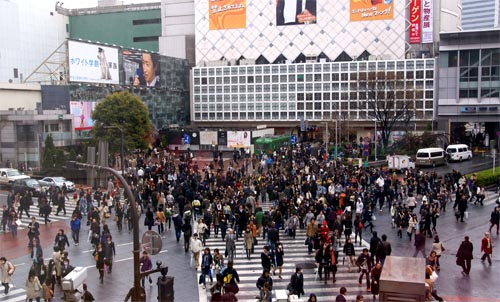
[
  {"x1": 409, "y1": 0, "x2": 421, "y2": 44},
  {"x1": 421, "y1": 0, "x2": 433, "y2": 43},
  {"x1": 209, "y1": 0, "x2": 246, "y2": 30}
]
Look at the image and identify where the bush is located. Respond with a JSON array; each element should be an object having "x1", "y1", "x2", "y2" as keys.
[{"x1": 468, "y1": 168, "x2": 500, "y2": 187}]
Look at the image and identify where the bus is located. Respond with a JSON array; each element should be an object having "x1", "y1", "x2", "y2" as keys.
[{"x1": 254, "y1": 135, "x2": 290, "y2": 156}]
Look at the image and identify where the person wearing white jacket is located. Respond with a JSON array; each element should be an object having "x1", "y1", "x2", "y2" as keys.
[{"x1": 191, "y1": 233, "x2": 203, "y2": 270}]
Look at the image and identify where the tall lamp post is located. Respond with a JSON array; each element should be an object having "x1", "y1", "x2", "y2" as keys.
[
  {"x1": 103, "y1": 125, "x2": 124, "y2": 175},
  {"x1": 67, "y1": 161, "x2": 143, "y2": 301}
]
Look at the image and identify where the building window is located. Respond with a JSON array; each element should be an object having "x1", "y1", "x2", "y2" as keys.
[
  {"x1": 132, "y1": 18, "x2": 161, "y2": 25},
  {"x1": 133, "y1": 36, "x2": 158, "y2": 42}
]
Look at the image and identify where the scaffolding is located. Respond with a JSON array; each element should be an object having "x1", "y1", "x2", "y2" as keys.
[{"x1": 23, "y1": 40, "x2": 69, "y2": 85}]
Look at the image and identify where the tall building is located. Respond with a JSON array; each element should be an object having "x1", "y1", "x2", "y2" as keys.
[
  {"x1": 0, "y1": 0, "x2": 68, "y2": 83},
  {"x1": 160, "y1": 0, "x2": 196, "y2": 66},
  {"x1": 57, "y1": 2, "x2": 162, "y2": 52},
  {"x1": 462, "y1": 0, "x2": 500, "y2": 30}
]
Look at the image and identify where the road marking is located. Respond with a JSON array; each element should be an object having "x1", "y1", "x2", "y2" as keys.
[
  {"x1": 115, "y1": 257, "x2": 134, "y2": 263},
  {"x1": 117, "y1": 242, "x2": 133, "y2": 247}
]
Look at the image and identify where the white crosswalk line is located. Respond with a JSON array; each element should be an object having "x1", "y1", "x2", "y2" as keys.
[
  {"x1": 0, "y1": 286, "x2": 26, "y2": 302},
  {"x1": 197, "y1": 202, "x2": 371, "y2": 302}
]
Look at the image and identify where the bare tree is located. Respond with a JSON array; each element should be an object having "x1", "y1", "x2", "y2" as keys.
[{"x1": 365, "y1": 72, "x2": 413, "y2": 149}]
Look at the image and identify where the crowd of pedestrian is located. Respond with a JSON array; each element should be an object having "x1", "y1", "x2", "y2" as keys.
[{"x1": 1, "y1": 143, "x2": 498, "y2": 301}]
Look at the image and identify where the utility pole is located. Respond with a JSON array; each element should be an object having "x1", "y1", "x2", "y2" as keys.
[
  {"x1": 103, "y1": 126, "x2": 124, "y2": 176},
  {"x1": 67, "y1": 161, "x2": 144, "y2": 301}
]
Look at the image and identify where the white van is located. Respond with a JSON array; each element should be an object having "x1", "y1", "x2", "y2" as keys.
[
  {"x1": 446, "y1": 144, "x2": 473, "y2": 162},
  {"x1": 416, "y1": 148, "x2": 446, "y2": 167}
]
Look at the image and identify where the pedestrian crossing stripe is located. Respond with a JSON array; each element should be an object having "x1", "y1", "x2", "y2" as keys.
[
  {"x1": 0, "y1": 286, "x2": 26, "y2": 302},
  {"x1": 1, "y1": 200, "x2": 78, "y2": 232},
  {"x1": 197, "y1": 202, "x2": 373, "y2": 302}
]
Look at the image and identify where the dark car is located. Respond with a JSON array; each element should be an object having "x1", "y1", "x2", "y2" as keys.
[{"x1": 12, "y1": 179, "x2": 44, "y2": 196}]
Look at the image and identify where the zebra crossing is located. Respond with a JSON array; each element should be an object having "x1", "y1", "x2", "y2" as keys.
[
  {"x1": 197, "y1": 203, "x2": 372, "y2": 302},
  {"x1": 0, "y1": 284, "x2": 26, "y2": 302},
  {"x1": 1, "y1": 197, "x2": 78, "y2": 233}
]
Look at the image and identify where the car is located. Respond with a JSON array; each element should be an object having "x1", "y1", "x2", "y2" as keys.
[
  {"x1": 38, "y1": 176, "x2": 76, "y2": 192},
  {"x1": 11, "y1": 179, "x2": 44, "y2": 196},
  {"x1": 0, "y1": 168, "x2": 30, "y2": 186}
]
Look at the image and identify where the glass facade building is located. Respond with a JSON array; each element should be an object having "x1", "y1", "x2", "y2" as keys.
[{"x1": 192, "y1": 59, "x2": 436, "y2": 127}]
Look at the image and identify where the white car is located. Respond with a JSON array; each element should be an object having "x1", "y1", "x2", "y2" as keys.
[
  {"x1": 39, "y1": 177, "x2": 76, "y2": 192},
  {"x1": 0, "y1": 168, "x2": 30, "y2": 185}
]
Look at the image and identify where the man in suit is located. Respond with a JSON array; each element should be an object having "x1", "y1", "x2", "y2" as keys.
[
  {"x1": 335, "y1": 286, "x2": 347, "y2": 302},
  {"x1": 276, "y1": 0, "x2": 316, "y2": 26}
]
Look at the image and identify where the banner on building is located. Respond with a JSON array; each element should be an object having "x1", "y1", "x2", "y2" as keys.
[
  {"x1": 421, "y1": 0, "x2": 433, "y2": 43},
  {"x1": 70, "y1": 101, "x2": 97, "y2": 130},
  {"x1": 350, "y1": 0, "x2": 394, "y2": 22},
  {"x1": 68, "y1": 40, "x2": 119, "y2": 84},
  {"x1": 409, "y1": 0, "x2": 421, "y2": 44},
  {"x1": 200, "y1": 131, "x2": 218, "y2": 145},
  {"x1": 122, "y1": 49, "x2": 161, "y2": 87},
  {"x1": 209, "y1": 0, "x2": 246, "y2": 30},
  {"x1": 276, "y1": 0, "x2": 317, "y2": 26},
  {"x1": 227, "y1": 131, "x2": 251, "y2": 148}
]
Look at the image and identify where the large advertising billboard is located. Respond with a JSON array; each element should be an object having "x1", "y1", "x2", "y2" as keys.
[
  {"x1": 209, "y1": 0, "x2": 246, "y2": 30},
  {"x1": 276, "y1": 0, "x2": 317, "y2": 26},
  {"x1": 350, "y1": 0, "x2": 394, "y2": 22},
  {"x1": 421, "y1": 0, "x2": 433, "y2": 43},
  {"x1": 122, "y1": 49, "x2": 161, "y2": 87},
  {"x1": 68, "y1": 40, "x2": 119, "y2": 84},
  {"x1": 70, "y1": 101, "x2": 97, "y2": 130},
  {"x1": 227, "y1": 131, "x2": 251, "y2": 148},
  {"x1": 409, "y1": 0, "x2": 421, "y2": 44},
  {"x1": 200, "y1": 131, "x2": 219, "y2": 145}
]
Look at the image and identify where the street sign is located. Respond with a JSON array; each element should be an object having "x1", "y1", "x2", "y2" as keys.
[
  {"x1": 141, "y1": 231, "x2": 163, "y2": 255},
  {"x1": 183, "y1": 134, "x2": 190, "y2": 145},
  {"x1": 290, "y1": 135, "x2": 297, "y2": 144}
]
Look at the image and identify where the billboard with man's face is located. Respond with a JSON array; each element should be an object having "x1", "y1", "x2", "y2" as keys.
[
  {"x1": 276, "y1": 0, "x2": 317, "y2": 26},
  {"x1": 68, "y1": 40, "x2": 119, "y2": 84},
  {"x1": 122, "y1": 50, "x2": 161, "y2": 87}
]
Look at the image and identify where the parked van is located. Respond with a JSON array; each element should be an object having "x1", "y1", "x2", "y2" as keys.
[
  {"x1": 446, "y1": 144, "x2": 473, "y2": 162},
  {"x1": 415, "y1": 148, "x2": 446, "y2": 167}
]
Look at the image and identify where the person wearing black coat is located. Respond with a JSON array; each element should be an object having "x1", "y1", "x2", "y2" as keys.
[
  {"x1": 289, "y1": 267, "x2": 305, "y2": 298},
  {"x1": 144, "y1": 207, "x2": 155, "y2": 231},
  {"x1": 256, "y1": 269, "x2": 273, "y2": 291},
  {"x1": 369, "y1": 231, "x2": 381, "y2": 266},
  {"x1": 456, "y1": 235, "x2": 474, "y2": 275}
]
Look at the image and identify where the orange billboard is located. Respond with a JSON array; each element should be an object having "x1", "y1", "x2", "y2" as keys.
[
  {"x1": 350, "y1": 0, "x2": 394, "y2": 22},
  {"x1": 209, "y1": 0, "x2": 246, "y2": 30}
]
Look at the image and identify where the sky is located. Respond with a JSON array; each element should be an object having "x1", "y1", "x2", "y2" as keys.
[{"x1": 57, "y1": 0, "x2": 156, "y2": 9}]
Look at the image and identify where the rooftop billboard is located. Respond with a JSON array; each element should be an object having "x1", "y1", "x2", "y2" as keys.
[
  {"x1": 68, "y1": 40, "x2": 119, "y2": 84},
  {"x1": 122, "y1": 49, "x2": 161, "y2": 87}
]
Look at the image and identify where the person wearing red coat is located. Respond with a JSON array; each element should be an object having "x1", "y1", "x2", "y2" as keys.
[
  {"x1": 480, "y1": 232, "x2": 493, "y2": 265},
  {"x1": 319, "y1": 220, "x2": 330, "y2": 243}
]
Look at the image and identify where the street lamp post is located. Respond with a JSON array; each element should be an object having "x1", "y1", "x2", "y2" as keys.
[
  {"x1": 374, "y1": 120, "x2": 378, "y2": 161},
  {"x1": 68, "y1": 161, "x2": 143, "y2": 301},
  {"x1": 103, "y1": 126, "x2": 124, "y2": 176}
]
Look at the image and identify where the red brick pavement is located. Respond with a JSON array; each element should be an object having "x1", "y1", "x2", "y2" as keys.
[{"x1": 0, "y1": 221, "x2": 70, "y2": 260}]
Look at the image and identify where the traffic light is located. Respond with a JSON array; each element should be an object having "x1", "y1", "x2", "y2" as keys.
[{"x1": 306, "y1": 126, "x2": 319, "y2": 132}]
